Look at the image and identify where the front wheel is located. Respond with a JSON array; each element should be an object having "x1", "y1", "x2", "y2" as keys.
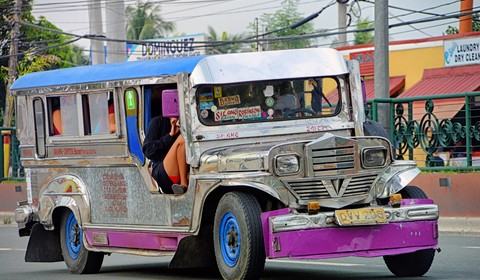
[
  {"x1": 383, "y1": 185, "x2": 435, "y2": 277},
  {"x1": 60, "y1": 211, "x2": 104, "y2": 274},
  {"x1": 213, "y1": 192, "x2": 265, "y2": 280}
]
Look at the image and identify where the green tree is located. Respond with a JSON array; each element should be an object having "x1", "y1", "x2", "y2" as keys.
[
  {"x1": 248, "y1": 0, "x2": 315, "y2": 50},
  {"x1": 445, "y1": 13, "x2": 480, "y2": 34},
  {"x1": 1, "y1": 0, "x2": 88, "y2": 126},
  {"x1": 205, "y1": 26, "x2": 246, "y2": 54},
  {"x1": 125, "y1": 0, "x2": 175, "y2": 40},
  {"x1": 354, "y1": 17, "x2": 374, "y2": 45}
]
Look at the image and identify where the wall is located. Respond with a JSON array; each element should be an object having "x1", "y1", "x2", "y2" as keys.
[
  {"x1": 411, "y1": 173, "x2": 480, "y2": 217},
  {"x1": 0, "y1": 182, "x2": 27, "y2": 212}
]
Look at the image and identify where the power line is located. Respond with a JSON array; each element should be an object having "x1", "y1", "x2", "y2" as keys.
[{"x1": 3, "y1": 3, "x2": 479, "y2": 60}]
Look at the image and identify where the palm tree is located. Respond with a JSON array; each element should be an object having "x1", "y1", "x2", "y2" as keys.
[
  {"x1": 125, "y1": 1, "x2": 174, "y2": 40},
  {"x1": 206, "y1": 26, "x2": 246, "y2": 54}
]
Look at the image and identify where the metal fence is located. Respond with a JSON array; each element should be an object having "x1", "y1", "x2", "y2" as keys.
[
  {"x1": 0, "y1": 127, "x2": 23, "y2": 181},
  {"x1": 369, "y1": 91, "x2": 480, "y2": 171}
]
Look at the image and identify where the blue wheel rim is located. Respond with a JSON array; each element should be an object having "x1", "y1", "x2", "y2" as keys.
[
  {"x1": 219, "y1": 212, "x2": 241, "y2": 267},
  {"x1": 65, "y1": 212, "x2": 82, "y2": 260}
]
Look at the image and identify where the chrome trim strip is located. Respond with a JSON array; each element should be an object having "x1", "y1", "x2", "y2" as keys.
[{"x1": 270, "y1": 204, "x2": 439, "y2": 233}]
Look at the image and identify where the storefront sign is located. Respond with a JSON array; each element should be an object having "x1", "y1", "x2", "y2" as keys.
[
  {"x1": 126, "y1": 34, "x2": 205, "y2": 61},
  {"x1": 444, "y1": 37, "x2": 480, "y2": 67}
]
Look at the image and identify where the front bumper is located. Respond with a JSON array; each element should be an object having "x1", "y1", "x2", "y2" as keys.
[
  {"x1": 15, "y1": 201, "x2": 36, "y2": 235},
  {"x1": 261, "y1": 199, "x2": 439, "y2": 259}
]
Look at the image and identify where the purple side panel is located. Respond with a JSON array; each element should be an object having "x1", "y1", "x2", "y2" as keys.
[
  {"x1": 265, "y1": 220, "x2": 438, "y2": 259},
  {"x1": 85, "y1": 230, "x2": 187, "y2": 251}
]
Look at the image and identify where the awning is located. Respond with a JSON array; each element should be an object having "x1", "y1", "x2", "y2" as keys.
[
  {"x1": 324, "y1": 76, "x2": 405, "y2": 103},
  {"x1": 363, "y1": 76, "x2": 405, "y2": 99},
  {"x1": 400, "y1": 64, "x2": 480, "y2": 97}
]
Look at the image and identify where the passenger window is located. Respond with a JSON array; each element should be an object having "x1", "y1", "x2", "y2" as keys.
[
  {"x1": 33, "y1": 98, "x2": 46, "y2": 157},
  {"x1": 47, "y1": 95, "x2": 79, "y2": 136},
  {"x1": 83, "y1": 92, "x2": 115, "y2": 135},
  {"x1": 47, "y1": 92, "x2": 116, "y2": 137}
]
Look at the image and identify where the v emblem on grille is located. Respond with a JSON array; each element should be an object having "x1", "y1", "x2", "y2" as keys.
[{"x1": 322, "y1": 178, "x2": 352, "y2": 197}]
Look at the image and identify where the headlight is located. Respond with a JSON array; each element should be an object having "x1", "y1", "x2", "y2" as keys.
[
  {"x1": 362, "y1": 147, "x2": 387, "y2": 168},
  {"x1": 275, "y1": 154, "x2": 299, "y2": 175}
]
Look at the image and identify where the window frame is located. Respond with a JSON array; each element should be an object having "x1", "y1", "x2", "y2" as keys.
[{"x1": 46, "y1": 90, "x2": 118, "y2": 142}]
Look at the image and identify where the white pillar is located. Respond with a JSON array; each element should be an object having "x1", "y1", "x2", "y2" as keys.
[
  {"x1": 88, "y1": 0, "x2": 105, "y2": 64},
  {"x1": 105, "y1": 0, "x2": 126, "y2": 63}
]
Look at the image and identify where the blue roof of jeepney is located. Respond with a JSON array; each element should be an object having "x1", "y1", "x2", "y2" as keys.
[{"x1": 10, "y1": 55, "x2": 207, "y2": 91}]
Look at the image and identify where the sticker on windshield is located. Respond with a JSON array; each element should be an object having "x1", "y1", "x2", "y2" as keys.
[
  {"x1": 215, "y1": 108, "x2": 238, "y2": 122},
  {"x1": 214, "y1": 86, "x2": 222, "y2": 98},
  {"x1": 200, "y1": 101, "x2": 214, "y2": 110},
  {"x1": 218, "y1": 95, "x2": 241, "y2": 107},
  {"x1": 238, "y1": 106, "x2": 261, "y2": 120},
  {"x1": 200, "y1": 92, "x2": 213, "y2": 102},
  {"x1": 265, "y1": 97, "x2": 274, "y2": 107}
]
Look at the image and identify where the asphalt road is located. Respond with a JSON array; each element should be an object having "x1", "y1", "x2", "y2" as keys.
[{"x1": 1, "y1": 225, "x2": 479, "y2": 280}]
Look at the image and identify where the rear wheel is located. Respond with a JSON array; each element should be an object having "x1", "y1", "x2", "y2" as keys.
[
  {"x1": 213, "y1": 192, "x2": 265, "y2": 280},
  {"x1": 60, "y1": 211, "x2": 104, "y2": 274},
  {"x1": 383, "y1": 185, "x2": 435, "y2": 277}
]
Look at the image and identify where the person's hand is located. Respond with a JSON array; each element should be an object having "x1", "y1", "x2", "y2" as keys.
[{"x1": 169, "y1": 117, "x2": 180, "y2": 136}]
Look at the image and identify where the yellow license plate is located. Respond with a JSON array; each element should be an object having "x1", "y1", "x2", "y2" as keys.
[{"x1": 335, "y1": 207, "x2": 388, "y2": 226}]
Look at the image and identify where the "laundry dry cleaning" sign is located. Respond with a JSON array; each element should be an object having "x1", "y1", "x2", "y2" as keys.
[{"x1": 444, "y1": 37, "x2": 480, "y2": 67}]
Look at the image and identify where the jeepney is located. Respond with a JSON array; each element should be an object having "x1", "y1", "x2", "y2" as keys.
[{"x1": 12, "y1": 48, "x2": 439, "y2": 280}]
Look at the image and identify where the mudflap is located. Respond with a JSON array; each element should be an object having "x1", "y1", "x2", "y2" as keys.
[
  {"x1": 25, "y1": 223, "x2": 63, "y2": 262},
  {"x1": 169, "y1": 225, "x2": 216, "y2": 270}
]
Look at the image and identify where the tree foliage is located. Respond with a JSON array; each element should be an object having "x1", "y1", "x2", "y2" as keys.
[
  {"x1": 205, "y1": 26, "x2": 246, "y2": 54},
  {"x1": 445, "y1": 13, "x2": 480, "y2": 34},
  {"x1": 354, "y1": 17, "x2": 374, "y2": 45},
  {"x1": 125, "y1": 0, "x2": 175, "y2": 40},
  {"x1": 1, "y1": 0, "x2": 88, "y2": 125},
  {"x1": 248, "y1": 0, "x2": 316, "y2": 50}
]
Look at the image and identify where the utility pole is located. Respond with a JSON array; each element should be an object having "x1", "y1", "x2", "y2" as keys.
[
  {"x1": 88, "y1": 0, "x2": 105, "y2": 65},
  {"x1": 337, "y1": 1, "x2": 348, "y2": 47},
  {"x1": 459, "y1": 0, "x2": 473, "y2": 34},
  {"x1": 105, "y1": 0, "x2": 126, "y2": 63},
  {"x1": 3, "y1": 0, "x2": 22, "y2": 127},
  {"x1": 374, "y1": 0, "x2": 390, "y2": 137}
]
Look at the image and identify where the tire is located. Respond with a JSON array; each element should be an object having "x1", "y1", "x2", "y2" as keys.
[
  {"x1": 363, "y1": 120, "x2": 389, "y2": 139},
  {"x1": 60, "y1": 211, "x2": 104, "y2": 274},
  {"x1": 213, "y1": 192, "x2": 266, "y2": 280},
  {"x1": 399, "y1": 185, "x2": 428, "y2": 199},
  {"x1": 383, "y1": 185, "x2": 435, "y2": 277}
]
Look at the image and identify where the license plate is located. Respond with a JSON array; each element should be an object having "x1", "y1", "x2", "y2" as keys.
[{"x1": 335, "y1": 207, "x2": 388, "y2": 226}]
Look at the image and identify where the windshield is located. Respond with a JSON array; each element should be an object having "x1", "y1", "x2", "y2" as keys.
[{"x1": 196, "y1": 77, "x2": 343, "y2": 126}]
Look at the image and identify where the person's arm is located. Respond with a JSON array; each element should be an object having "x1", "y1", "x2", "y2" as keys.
[{"x1": 142, "y1": 117, "x2": 178, "y2": 161}]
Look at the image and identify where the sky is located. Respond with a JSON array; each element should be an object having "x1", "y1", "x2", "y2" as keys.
[{"x1": 30, "y1": 0, "x2": 479, "y2": 51}]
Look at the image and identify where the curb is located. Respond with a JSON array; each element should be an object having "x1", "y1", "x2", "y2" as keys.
[{"x1": 438, "y1": 217, "x2": 480, "y2": 234}]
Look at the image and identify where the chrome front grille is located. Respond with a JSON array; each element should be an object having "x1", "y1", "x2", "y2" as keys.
[
  {"x1": 310, "y1": 145, "x2": 356, "y2": 176},
  {"x1": 284, "y1": 174, "x2": 376, "y2": 201}
]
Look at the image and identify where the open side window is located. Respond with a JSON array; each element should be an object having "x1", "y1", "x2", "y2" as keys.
[{"x1": 47, "y1": 91, "x2": 116, "y2": 138}]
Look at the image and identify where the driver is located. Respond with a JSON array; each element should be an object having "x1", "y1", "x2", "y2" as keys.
[{"x1": 274, "y1": 81, "x2": 300, "y2": 117}]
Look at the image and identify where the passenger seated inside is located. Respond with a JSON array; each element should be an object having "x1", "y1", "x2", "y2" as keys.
[
  {"x1": 142, "y1": 89, "x2": 189, "y2": 194},
  {"x1": 274, "y1": 81, "x2": 299, "y2": 117},
  {"x1": 108, "y1": 99, "x2": 116, "y2": 133},
  {"x1": 52, "y1": 107, "x2": 62, "y2": 135}
]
